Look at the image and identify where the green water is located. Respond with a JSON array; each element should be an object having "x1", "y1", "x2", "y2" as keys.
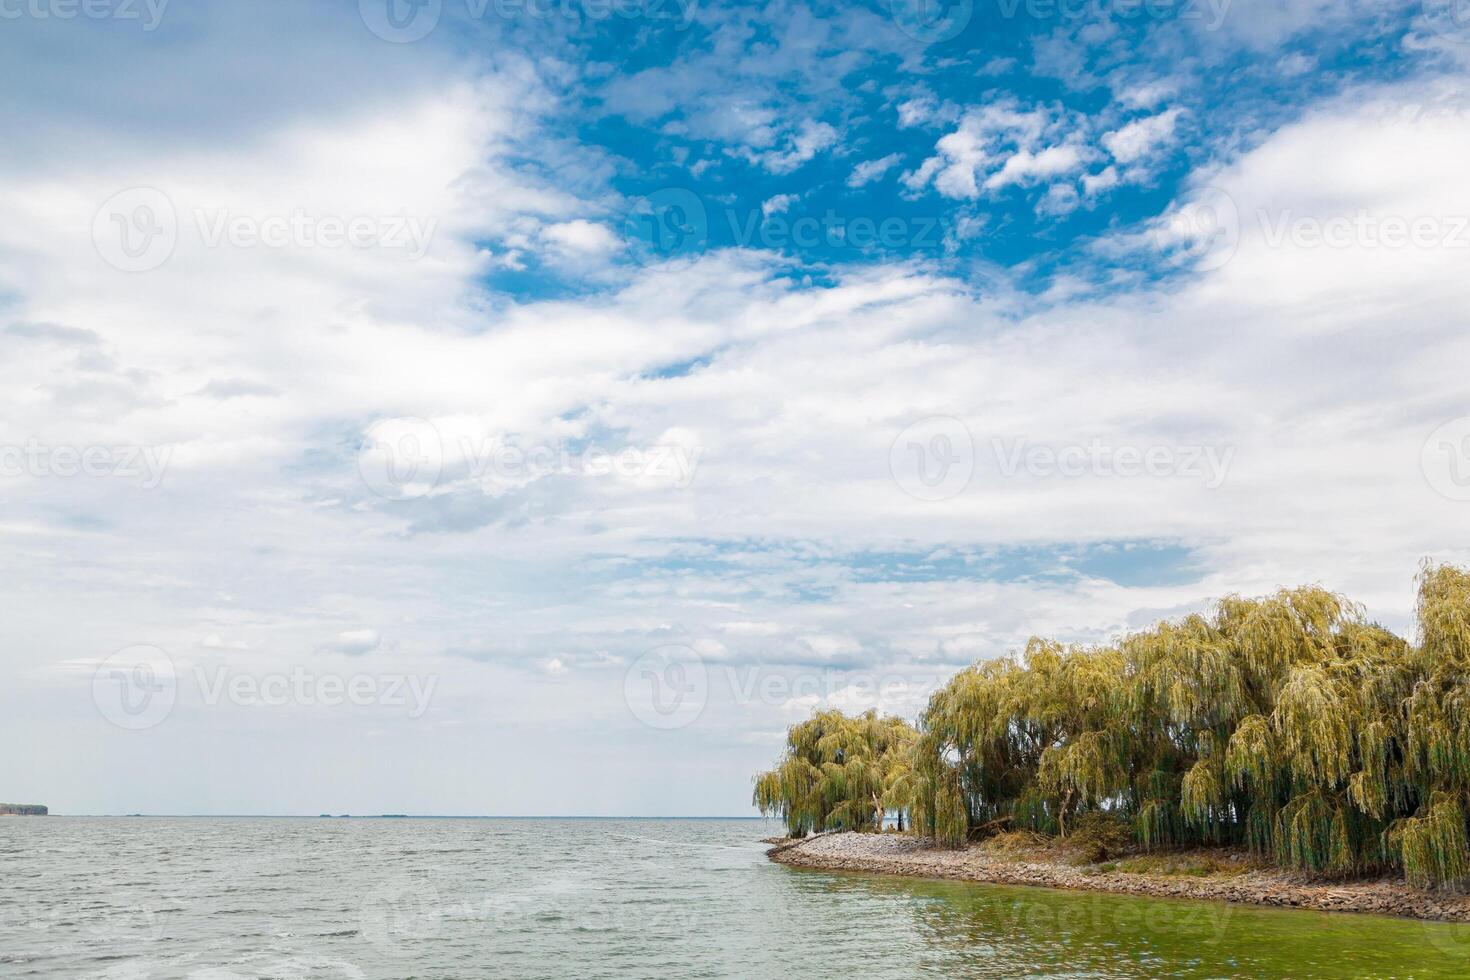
[
  {"x1": 2, "y1": 817, "x2": 1467, "y2": 977},
  {"x1": 801, "y1": 869, "x2": 1470, "y2": 978}
]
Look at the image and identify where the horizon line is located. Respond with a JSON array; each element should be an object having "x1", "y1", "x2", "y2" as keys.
[{"x1": 23, "y1": 813, "x2": 770, "y2": 819}]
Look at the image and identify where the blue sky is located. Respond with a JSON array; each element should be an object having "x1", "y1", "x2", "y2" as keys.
[{"x1": 2, "y1": 0, "x2": 1470, "y2": 815}]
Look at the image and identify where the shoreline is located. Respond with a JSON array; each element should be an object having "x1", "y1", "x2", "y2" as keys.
[{"x1": 765, "y1": 832, "x2": 1470, "y2": 923}]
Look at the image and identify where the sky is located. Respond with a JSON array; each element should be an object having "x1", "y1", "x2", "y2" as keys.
[{"x1": 1, "y1": 0, "x2": 1469, "y2": 816}]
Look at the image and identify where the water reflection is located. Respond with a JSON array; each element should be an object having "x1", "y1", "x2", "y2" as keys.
[{"x1": 791, "y1": 868, "x2": 1470, "y2": 979}]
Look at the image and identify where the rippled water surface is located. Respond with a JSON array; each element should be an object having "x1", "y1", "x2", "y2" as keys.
[{"x1": 3, "y1": 817, "x2": 1470, "y2": 978}]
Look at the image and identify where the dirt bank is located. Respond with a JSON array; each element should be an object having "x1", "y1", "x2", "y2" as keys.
[{"x1": 766, "y1": 832, "x2": 1470, "y2": 922}]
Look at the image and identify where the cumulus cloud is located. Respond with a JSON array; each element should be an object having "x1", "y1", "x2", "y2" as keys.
[
  {"x1": 1103, "y1": 108, "x2": 1185, "y2": 165},
  {"x1": 761, "y1": 193, "x2": 798, "y2": 216},
  {"x1": 542, "y1": 219, "x2": 621, "y2": 256},
  {"x1": 905, "y1": 103, "x2": 1069, "y2": 199},
  {"x1": 746, "y1": 120, "x2": 840, "y2": 174},
  {"x1": 847, "y1": 153, "x2": 902, "y2": 188}
]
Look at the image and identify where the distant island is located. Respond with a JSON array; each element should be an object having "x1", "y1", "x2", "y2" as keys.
[{"x1": 0, "y1": 803, "x2": 48, "y2": 816}]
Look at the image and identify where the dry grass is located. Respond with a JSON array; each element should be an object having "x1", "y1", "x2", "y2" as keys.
[{"x1": 1106, "y1": 853, "x2": 1250, "y2": 878}]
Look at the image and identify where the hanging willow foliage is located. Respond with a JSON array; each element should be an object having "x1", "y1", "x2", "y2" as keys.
[
  {"x1": 755, "y1": 563, "x2": 1470, "y2": 888},
  {"x1": 753, "y1": 709, "x2": 916, "y2": 837}
]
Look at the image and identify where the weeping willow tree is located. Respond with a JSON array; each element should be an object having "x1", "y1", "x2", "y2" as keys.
[
  {"x1": 754, "y1": 709, "x2": 917, "y2": 836},
  {"x1": 897, "y1": 563, "x2": 1470, "y2": 889}
]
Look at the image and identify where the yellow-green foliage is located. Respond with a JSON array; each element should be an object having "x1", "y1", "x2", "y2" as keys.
[
  {"x1": 892, "y1": 563, "x2": 1470, "y2": 888},
  {"x1": 753, "y1": 709, "x2": 916, "y2": 837}
]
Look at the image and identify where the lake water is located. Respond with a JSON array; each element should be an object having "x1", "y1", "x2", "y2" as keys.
[{"x1": 3, "y1": 817, "x2": 1469, "y2": 978}]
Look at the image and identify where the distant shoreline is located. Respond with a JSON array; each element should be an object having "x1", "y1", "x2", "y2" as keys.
[
  {"x1": 767, "y1": 832, "x2": 1470, "y2": 923},
  {"x1": 6, "y1": 813, "x2": 767, "y2": 820},
  {"x1": 0, "y1": 803, "x2": 47, "y2": 816}
]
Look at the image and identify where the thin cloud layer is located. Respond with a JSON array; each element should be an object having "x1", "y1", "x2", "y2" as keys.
[{"x1": 0, "y1": 0, "x2": 1466, "y2": 815}]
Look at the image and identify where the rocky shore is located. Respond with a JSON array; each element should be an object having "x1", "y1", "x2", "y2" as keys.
[{"x1": 766, "y1": 832, "x2": 1470, "y2": 922}]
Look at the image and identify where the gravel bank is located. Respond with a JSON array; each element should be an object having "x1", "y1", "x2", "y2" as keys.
[{"x1": 767, "y1": 832, "x2": 1470, "y2": 922}]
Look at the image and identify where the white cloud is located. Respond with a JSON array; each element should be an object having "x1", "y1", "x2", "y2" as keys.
[
  {"x1": 542, "y1": 219, "x2": 621, "y2": 256},
  {"x1": 1081, "y1": 166, "x2": 1121, "y2": 196},
  {"x1": 907, "y1": 103, "x2": 1062, "y2": 199},
  {"x1": 761, "y1": 193, "x2": 798, "y2": 217},
  {"x1": 326, "y1": 630, "x2": 382, "y2": 656},
  {"x1": 4, "y1": 5, "x2": 1469, "y2": 818},
  {"x1": 747, "y1": 120, "x2": 839, "y2": 174},
  {"x1": 847, "y1": 153, "x2": 902, "y2": 188},
  {"x1": 985, "y1": 145, "x2": 1086, "y2": 191},
  {"x1": 1103, "y1": 108, "x2": 1184, "y2": 164}
]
